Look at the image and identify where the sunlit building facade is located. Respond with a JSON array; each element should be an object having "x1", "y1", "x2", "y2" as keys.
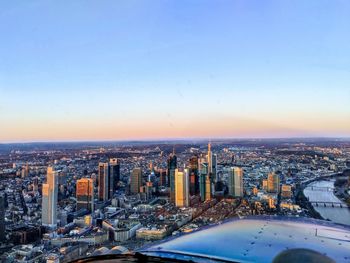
[
  {"x1": 281, "y1": 184, "x2": 292, "y2": 198},
  {"x1": 227, "y1": 167, "x2": 244, "y2": 197},
  {"x1": 76, "y1": 178, "x2": 94, "y2": 212},
  {"x1": 42, "y1": 166, "x2": 58, "y2": 227},
  {"x1": 130, "y1": 168, "x2": 142, "y2": 194},
  {"x1": 267, "y1": 172, "x2": 280, "y2": 193},
  {"x1": 175, "y1": 169, "x2": 189, "y2": 207},
  {"x1": 98, "y1": 162, "x2": 109, "y2": 201}
]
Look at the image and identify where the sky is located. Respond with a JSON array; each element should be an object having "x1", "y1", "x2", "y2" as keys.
[{"x1": 0, "y1": 0, "x2": 350, "y2": 142}]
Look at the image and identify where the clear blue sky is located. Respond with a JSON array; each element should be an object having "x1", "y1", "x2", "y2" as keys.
[{"x1": 0, "y1": 0, "x2": 350, "y2": 142}]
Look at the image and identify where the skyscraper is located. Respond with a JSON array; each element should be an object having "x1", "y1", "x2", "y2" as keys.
[
  {"x1": 109, "y1": 158, "x2": 120, "y2": 198},
  {"x1": 159, "y1": 169, "x2": 167, "y2": 187},
  {"x1": 198, "y1": 157, "x2": 208, "y2": 201},
  {"x1": 267, "y1": 172, "x2": 280, "y2": 193},
  {"x1": 212, "y1": 154, "x2": 217, "y2": 182},
  {"x1": 175, "y1": 169, "x2": 189, "y2": 207},
  {"x1": 130, "y1": 168, "x2": 142, "y2": 194},
  {"x1": 42, "y1": 166, "x2": 58, "y2": 227},
  {"x1": 98, "y1": 162, "x2": 109, "y2": 201},
  {"x1": 98, "y1": 159, "x2": 121, "y2": 201},
  {"x1": 76, "y1": 178, "x2": 94, "y2": 212},
  {"x1": 227, "y1": 167, "x2": 244, "y2": 197},
  {"x1": 205, "y1": 173, "x2": 211, "y2": 201},
  {"x1": 167, "y1": 151, "x2": 177, "y2": 202},
  {"x1": 188, "y1": 155, "x2": 199, "y2": 195},
  {"x1": 207, "y1": 143, "x2": 217, "y2": 182}
]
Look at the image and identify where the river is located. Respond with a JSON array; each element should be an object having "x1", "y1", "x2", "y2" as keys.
[{"x1": 303, "y1": 180, "x2": 350, "y2": 226}]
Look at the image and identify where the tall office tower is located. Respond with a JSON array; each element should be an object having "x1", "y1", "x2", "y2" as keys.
[
  {"x1": 109, "y1": 158, "x2": 120, "y2": 198},
  {"x1": 42, "y1": 166, "x2": 58, "y2": 227},
  {"x1": 205, "y1": 173, "x2": 211, "y2": 201},
  {"x1": 188, "y1": 156, "x2": 199, "y2": 195},
  {"x1": 207, "y1": 142, "x2": 213, "y2": 174},
  {"x1": 198, "y1": 157, "x2": 208, "y2": 201},
  {"x1": 228, "y1": 167, "x2": 244, "y2": 197},
  {"x1": 0, "y1": 193, "x2": 5, "y2": 242},
  {"x1": 76, "y1": 178, "x2": 94, "y2": 212},
  {"x1": 207, "y1": 143, "x2": 218, "y2": 182},
  {"x1": 130, "y1": 168, "x2": 142, "y2": 194},
  {"x1": 267, "y1": 172, "x2": 280, "y2": 193},
  {"x1": 98, "y1": 162, "x2": 109, "y2": 201},
  {"x1": 167, "y1": 151, "x2": 177, "y2": 202},
  {"x1": 145, "y1": 181, "x2": 153, "y2": 199},
  {"x1": 199, "y1": 174, "x2": 206, "y2": 202},
  {"x1": 98, "y1": 159, "x2": 120, "y2": 201},
  {"x1": 212, "y1": 154, "x2": 217, "y2": 181},
  {"x1": 203, "y1": 145, "x2": 214, "y2": 201},
  {"x1": 159, "y1": 169, "x2": 167, "y2": 186},
  {"x1": 175, "y1": 169, "x2": 189, "y2": 207}
]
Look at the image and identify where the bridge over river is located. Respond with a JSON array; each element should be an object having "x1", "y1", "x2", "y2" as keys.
[
  {"x1": 308, "y1": 200, "x2": 348, "y2": 208},
  {"x1": 304, "y1": 180, "x2": 350, "y2": 226}
]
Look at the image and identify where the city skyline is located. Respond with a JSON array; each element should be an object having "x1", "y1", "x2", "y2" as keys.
[
  {"x1": 1, "y1": 1, "x2": 350, "y2": 142},
  {"x1": 1, "y1": 136, "x2": 349, "y2": 260}
]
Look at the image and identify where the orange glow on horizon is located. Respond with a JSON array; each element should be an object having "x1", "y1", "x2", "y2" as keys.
[{"x1": 1, "y1": 113, "x2": 349, "y2": 142}]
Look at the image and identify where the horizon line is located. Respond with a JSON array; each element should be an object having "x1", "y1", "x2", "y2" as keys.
[{"x1": 1, "y1": 136, "x2": 350, "y2": 145}]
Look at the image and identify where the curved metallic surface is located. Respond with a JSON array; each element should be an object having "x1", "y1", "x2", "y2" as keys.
[{"x1": 138, "y1": 216, "x2": 350, "y2": 263}]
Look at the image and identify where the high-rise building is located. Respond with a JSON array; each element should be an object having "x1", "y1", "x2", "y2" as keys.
[
  {"x1": 207, "y1": 143, "x2": 217, "y2": 182},
  {"x1": 145, "y1": 181, "x2": 153, "y2": 199},
  {"x1": 98, "y1": 159, "x2": 121, "y2": 201},
  {"x1": 159, "y1": 169, "x2": 167, "y2": 187},
  {"x1": 227, "y1": 167, "x2": 244, "y2": 197},
  {"x1": 76, "y1": 178, "x2": 94, "y2": 212},
  {"x1": 0, "y1": 193, "x2": 5, "y2": 242},
  {"x1": 213, "y1": 154, "x2": 217, "y2": 180},
  {"x1": 98, "y1": 162, "x2": 109, "y2": 201},
  {"x1": 167, "y1": 151, "x2": 177, "y2": 202},
  {"x1": 130, "y1": 168, "x2": 142, "y2": 194},
  {"x1": 188, "y1": 156, "x2": 199, "y2": 195},
  {"x1": 205, "y1": 173, "x2": 211, "y2": 201},
  {"x1": 198, "y1": 157, "x2": 208, "y2": 201},
  {"x1": 109, "y1": 158, "x2": 120, "y2": 198},
  {"x1": 175, "y1": 169, "x2": 189, "y2": 207},
  {"x1": 42, "y1": 166, "x2": 58, "y2": 227},
  {"x1": 267, "y1": 172, "x2": 280, "y2": 193}
]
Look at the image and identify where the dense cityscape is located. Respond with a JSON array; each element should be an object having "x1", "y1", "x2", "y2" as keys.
[{"x1": 0, "y1": 139, "x2": 349, "y2": 262}]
